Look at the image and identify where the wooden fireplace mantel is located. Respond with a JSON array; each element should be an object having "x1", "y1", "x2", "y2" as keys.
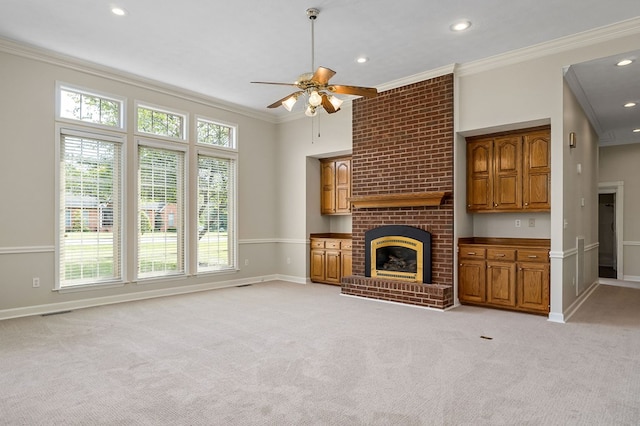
[{"x1": 348, "y1": 191, "x2": 450, "y2": 209}]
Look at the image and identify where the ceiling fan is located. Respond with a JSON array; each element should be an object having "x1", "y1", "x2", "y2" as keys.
[{"x1": 251, "y1": 8, "x2": 378, "y2": 116}]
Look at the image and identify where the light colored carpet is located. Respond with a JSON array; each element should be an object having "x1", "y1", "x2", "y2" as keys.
[{"x1": 1, "y1": 282, "x2": 639, "y2": 425}]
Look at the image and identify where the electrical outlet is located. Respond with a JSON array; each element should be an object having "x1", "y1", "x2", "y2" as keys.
[
  {"x1": 32, "y1": 277, "x2": 40, "y2": 288},
  {"x1": 529, "y1": 218, "x2": 535, "y2": 227},
  {"x1": 515, "y1": 219, "x2": 521, "y2": 228},
  {"x1": 244, "y1": 259, "x2": 249, "y2": 266}
]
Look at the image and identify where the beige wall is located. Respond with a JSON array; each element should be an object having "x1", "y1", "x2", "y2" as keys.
[
  {"x1": 0, "y1": 45, "x2": 280, "y2": 316},
  {"x1": 275, "y1": 106, "x2": 353, "y2": 280},
  {"x1": 599, "y1": 144, "x2": 640, "y2": 279}
]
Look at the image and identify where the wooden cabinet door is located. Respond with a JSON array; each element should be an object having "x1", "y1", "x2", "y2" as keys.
[
  {"x1": 459, "y1": 259, "x2": 486, "y2": 303},
  {"x1": 320, "y1": 161, "x2": 336, "y2": 214},
  {"x1": 523, "y1": 130, "x2": 551, "y2": 211},
  {"x1": 466, "y1": 139, "x2": 493, "y2": 211},
  {"x1": 341, "y1": 250, "x2": 352, "y2": 278},
  {"x1": 325, "y1": 250, "x2": 341, "y2": 284},
  {"x1": 486, "y1": 261, "x2": 517, "y2": 307},
  {"x1": 334, "y1": 159, "x2": 351, "y2": 214},
  {"x1": 310, "y1": 249, "x2": 326, "y2": 282},
  {"x1": 493, "y1": 136, "x2": 522, "y2": 210},
  {"x1": 517, "y1": 262, "x2": 550, "y2": 313}
]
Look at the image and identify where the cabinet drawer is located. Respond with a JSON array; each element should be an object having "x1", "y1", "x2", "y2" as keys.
[
  {"x1": 325, "y1": 240, "x2": 340, "y2": 249},
  {"x1": 487, "y1": 248, "x2": 516, "y2": 261},
  {"x1": 517, "y1": 249, "x2": 548, "y2": 263},
  {"x1": 311, "y1": 240, "x2": 325, "y2": 249},
  {"x1": 341, "y1": 240, "x2": 352, "y2": 250},
  {"x1": 459, "y1": 246, "x2": 486, "y2": 259}
]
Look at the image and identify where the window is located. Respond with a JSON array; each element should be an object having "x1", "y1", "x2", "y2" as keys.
[
  {"x1": 197, "y1": 118, "x2": 235, "y2": 149},
  {"x1": 137, "y1": 105, "x2": 186, "y2": 140},
  {"x1": 58, "y1": 130, "x2": 123, "y2": 287},
  {"x1": 137, "y1": 144, "x2": 186, "y2": 279},
  {"x1": 197, "y1": 154, "x2": 236, "y2": 272},
  {"x1": 58, "y1": 85, "x2": 124, "y2": 129}
]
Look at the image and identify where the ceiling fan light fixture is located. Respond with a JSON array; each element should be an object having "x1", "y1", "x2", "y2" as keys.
[
  {"x1": 305, "y1": 105, "x2": 318, "y2": 117},
  {"x1": 308, "y1": 90, "x2": 322, "y2": 107},
  {"x1": 329, "y1": 95, "x2": 343, "y2": 110},
  {"x1": 282, "y1": 96, "x2": 298, "y2": 111}
]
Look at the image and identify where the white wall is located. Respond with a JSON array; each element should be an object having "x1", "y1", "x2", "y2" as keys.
[
  {"x1": 0, "y1": 44, "x2": 280, "y2": 317},
  {"x1": 599, "y1": 144, "x2": 640, "y2": 280},
  {"x1": 562, "y1": 79, "x2": 600, "y2": 308}
]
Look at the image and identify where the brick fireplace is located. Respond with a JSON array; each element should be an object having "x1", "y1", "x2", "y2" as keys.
[{"x1": 341, "y1": 74, "x2": 454, "y2": 309}]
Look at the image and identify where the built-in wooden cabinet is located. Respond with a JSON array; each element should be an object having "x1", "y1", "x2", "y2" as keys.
[
  {"x1": 458, "y1": 238, "x2": 550, "y2": 315},
  {"x1": 310, "y1": 234, "x2": 352, "y2": 285},
  {"x1": 320, "y1": 156, "x2": 351, "y2": 215},
  {"x1": 466, "y1": 127, "x2": 550, "y2": 213}
]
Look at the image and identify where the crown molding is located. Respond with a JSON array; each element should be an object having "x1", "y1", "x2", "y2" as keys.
[
  {"x1": 0, "y1": 37, "x2": 279, "y2": 124},
  {"x1": 456, "y1": 17, "x2": 640, "y2": 77},
  {"x1": 377, "y1": 64, "x2": 456, "y2": 92}
]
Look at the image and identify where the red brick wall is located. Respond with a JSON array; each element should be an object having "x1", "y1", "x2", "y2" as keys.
[{"x1": 346, "y1": 74, "x2": 454, "y2": 307}]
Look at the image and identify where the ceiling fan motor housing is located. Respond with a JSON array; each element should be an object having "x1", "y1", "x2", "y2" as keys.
[{"x1": 307, "y1": 8, "x2": 319, "y2": 20}]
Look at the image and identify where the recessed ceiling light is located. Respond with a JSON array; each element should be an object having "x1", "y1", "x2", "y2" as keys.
[
  {"x1": 450, "y1": 20, "x2": 472, "y2": 32},
  {"x1": 111, "y1": 7, "x2": 127, "y2": 16},
  {"x1": 616, "y1": 59, "x2": 633, "y2": 67},
  {"x1": 356, "y1": 57, "x2": 368, "y2": 64},
  {"x1": 624, "y1": 102, "x2": 637, "y2": 108}
]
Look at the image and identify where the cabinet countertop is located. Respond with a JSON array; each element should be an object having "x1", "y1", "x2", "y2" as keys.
[
  {"x1": 458, "y1": 237, "x2": 550, "y2": 248},
  {"x1": 310, "y1": 233, "x2": 352, "y2": 239}
]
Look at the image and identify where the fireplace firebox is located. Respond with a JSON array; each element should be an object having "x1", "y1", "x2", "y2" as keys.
[{"x1": 365, "y1": 225, "x2": 432, "y2": 284}]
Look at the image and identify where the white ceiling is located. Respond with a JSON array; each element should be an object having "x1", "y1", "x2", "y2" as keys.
[{"x1": 1, "y1": 0, "x2": 640, "y2": 140}]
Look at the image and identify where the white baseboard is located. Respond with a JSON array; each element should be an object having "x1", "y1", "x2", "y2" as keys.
[
  {"x1": 0, "y1": 274, "x2": 308, "y2": 321},
  {"x1": 552, "y1": 279, "x2": 600, "y2": 323}
]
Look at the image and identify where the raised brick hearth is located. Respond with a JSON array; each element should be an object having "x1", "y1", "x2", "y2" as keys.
[{"x1": 342, "y1": 74, "x2": 454, "y2": 309}]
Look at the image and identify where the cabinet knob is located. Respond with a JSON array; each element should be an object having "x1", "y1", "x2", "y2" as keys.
[
  {"x1": 467, "y1": 252, "x2": 476, "y2": 255},
  {"x1": 528, "y1": 255, "x2": 538, "y2": 258},
  {"x1": 494, "y1": 203, "x2": 498, "y2": 207},
  {"x1": 525, "y1": 202, "x2": 529, "y2": 206}
]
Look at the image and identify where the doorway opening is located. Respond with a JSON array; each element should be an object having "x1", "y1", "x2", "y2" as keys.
[{"x1": 598, "y1": 182, "x2": 624, "y2": 280}]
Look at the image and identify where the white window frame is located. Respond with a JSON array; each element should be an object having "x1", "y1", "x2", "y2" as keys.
[
  {"x1": 195, "y1": 115, "x2": 238, "y2": 151},
  {"x1": 195, "y1": 146, "x2": 239, "y2": 275},
  {"x1": 55, "y1": 82, "x2": 126, "y2": 132},
  {"x1": 135, "y1": 101, "x2": 188, "y2": 143},
  {"x1": 54, "y1": 124, "x2": 127, "y2": 290},
  {"x1": 135, "y1": 137, "x2": 189, "y2": 282}
]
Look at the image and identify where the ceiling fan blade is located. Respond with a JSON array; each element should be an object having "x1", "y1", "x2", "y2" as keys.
[
  {"x1": 311, "y1": 67, "x2": 336, "y2": 85},
  {"x1": 328, "y1": 85, "x2": 378, "y2": 98},
  {"x1": 251, "y1": 81, "x2": 298, "y2": 87},
  {"x1": 267, "y1": 91, "x2": 304, "y2": 109},
  {"x1": 321, "y1": 94, "x2": 338, "y2": 114}
]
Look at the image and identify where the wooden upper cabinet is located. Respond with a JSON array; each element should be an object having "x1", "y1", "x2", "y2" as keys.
[
  {"x1": 466, "y1": 139, "x2": 493, "y2": 211},
  {"x1": 320, "y1": 156, "x2": 351, "y2": 215},
  {"x1": 321, "y1": 160, "x2": 336, "y2": 214},
  {"x1": 466, "y1": 126, "x2": 550, "y2": 213},
  {"x1": 523, "y1": 130, "x2": 551, "y2": 210},
  {"x1": 493, "y1": 136, "x2": 522, "y2": 210},
  {"x1": 334, "y1": 159, "x2": 351, "y2": 214}
]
